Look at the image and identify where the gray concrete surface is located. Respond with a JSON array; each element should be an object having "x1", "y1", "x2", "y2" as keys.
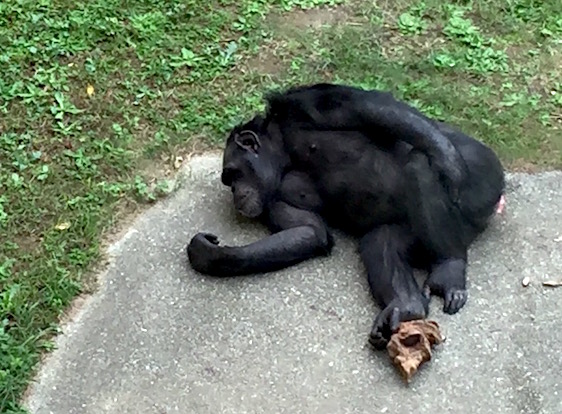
[{"x1": 25, "y1": 154, "x2": 562, "y2": 414}]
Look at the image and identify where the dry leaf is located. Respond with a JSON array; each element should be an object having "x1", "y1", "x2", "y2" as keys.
[
  {"x1": 86, "y1": 84, "x2": 95, "y2": 96},
  {"x1": 542, "y1": 280, "x2": 562, "y2": 287},
  {"x1": 387, "y1": 320, "x2": 443, "y2": 383},
  {"x1": 55, "y1": 222, "x2": 70, "y2": 230}
]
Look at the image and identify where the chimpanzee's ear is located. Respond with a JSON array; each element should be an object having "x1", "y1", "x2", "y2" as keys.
[{"x1": 234, "y1": 130, "x2": 261, "y2": 154}]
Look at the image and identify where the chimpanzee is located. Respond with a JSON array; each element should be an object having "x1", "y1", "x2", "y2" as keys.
[{"x1": 187, "y1": 83, "x2": 505, "y2": 349}]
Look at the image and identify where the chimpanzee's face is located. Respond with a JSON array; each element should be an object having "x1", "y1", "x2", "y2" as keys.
[{"x1": 221, "y1": 118, "x2": 280, "y2": 218}]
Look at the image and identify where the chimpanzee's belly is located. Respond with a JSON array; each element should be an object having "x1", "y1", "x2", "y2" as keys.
[
  {"x1": 314, "y1": 161, "x2": 408, "y2": 236},
  {"x1": 321, "y1": 180, "x2": 405, "y2": 235}
]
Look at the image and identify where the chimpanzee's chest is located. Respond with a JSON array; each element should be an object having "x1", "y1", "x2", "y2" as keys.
[{"x1": 282, "y1": 131, "x2": 409, "y2": 234}]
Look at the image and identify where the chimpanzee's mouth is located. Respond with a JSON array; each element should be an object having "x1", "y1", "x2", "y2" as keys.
[{"x1": 234, "y1": 196, "x2": 263, "y2": 218}]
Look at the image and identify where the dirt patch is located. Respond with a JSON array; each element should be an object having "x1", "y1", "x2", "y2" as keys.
[
  {"x1": 269, "y1": 4, "x2": 358, "y2": 33},
  {"x1": 506, "y1": 159, "x2": 546, "y2": 173},
  {"x1": 539, "y1": 46, "x2": 562, "y2": 87},
  {"x1": 244, "y1": 4, "x2": 359, "y2": 76},
  {"x1": 525, "y1": 42, "x2": 561, "y2": 95},
  {"x1": 281, "y1": 6, "x2": 351, "y2": 30},
  {"x1": 11, "y1": 232, "x2": 42, "y2": 255},
  {"x1": 243, "y1": 41, "x2": 288, "y2": 76}
]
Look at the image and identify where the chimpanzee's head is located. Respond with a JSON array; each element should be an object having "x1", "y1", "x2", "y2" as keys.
[{"x1": 221, "y1": 115, "x2": 288, "y2": 218}]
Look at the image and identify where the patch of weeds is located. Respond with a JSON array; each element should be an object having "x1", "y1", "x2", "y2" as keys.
[
  {"x1": 0, "y1": 196, "x2": 8, "y2": 225},
  {"x1": 132, "y1": 176, "x2": 173, "y2": 202},
  {"x1": 539, "y1": 16, "x2": 562, "y2": 39},
  {"x1": 431, "y1": 51, "x2": 462, "y2": 69},
  {"x1": 431, "y1": 47, "x2": 508, "y2": 74},
  {"x1": 397, "y1": 2, "x2": 428, "y2": 35},
  {"x1": 431, "y1": 6, "x2": 509, "y2": 74},
  {"x1": 496, "y1": 0, "x2": 562, "y2": 42},
  {"x1": 443, "y1": 7, "x2": 487, "y2": 47},
  {"x1": 464, "y1": 47, "x2": 508, "y2": 73},
  {"x1": 548, "y1": 82, "x2": 562, "y2": 108}
]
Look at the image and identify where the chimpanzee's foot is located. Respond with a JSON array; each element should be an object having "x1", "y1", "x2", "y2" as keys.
[
  {"x1": 422, "y1": 258, "x2": 468, "y2": 315},
  {"x1": 368, "y1": 295, "x2": 429, "y2": 350}
]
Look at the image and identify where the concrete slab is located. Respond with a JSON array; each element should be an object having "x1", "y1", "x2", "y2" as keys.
[{"x1": 25, "y1": 154, "x2": 562, "y2": 414}]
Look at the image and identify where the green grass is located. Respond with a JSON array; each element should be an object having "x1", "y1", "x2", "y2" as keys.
[{"x1": 0, "y1": 0, "x2": 561, "y2": 411}]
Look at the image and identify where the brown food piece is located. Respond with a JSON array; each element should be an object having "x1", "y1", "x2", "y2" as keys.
[{"x1": 386, "y1": 320, "x2": 444, "y2": 383}]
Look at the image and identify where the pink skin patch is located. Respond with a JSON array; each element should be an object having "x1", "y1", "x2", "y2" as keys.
[{"x1": 495, "y1": 194, "x2": 506, "y2": 214}]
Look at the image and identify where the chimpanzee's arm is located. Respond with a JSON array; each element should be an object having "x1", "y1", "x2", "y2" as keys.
[
  {"x1": 268, "y1": 84, "x2": 468, "y2": 195},
  {"x1": 269, "y1": 84, "x2": 456, "y2": 154},
  {"x1": 187, "y1": 202, "x2": 333, "y2": 277}
]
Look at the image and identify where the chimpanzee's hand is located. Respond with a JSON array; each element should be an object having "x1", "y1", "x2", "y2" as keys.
[
  {"x1": 369, "y1": 295, "x2": 429, "y2": 350},
  {"x1": 187, "y1": 232, "x2": 224, "y2": 275}
]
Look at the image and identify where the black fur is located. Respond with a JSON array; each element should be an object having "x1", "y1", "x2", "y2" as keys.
[{"x1": 187, "y1": 83, "x2": 505, "y2": 349}]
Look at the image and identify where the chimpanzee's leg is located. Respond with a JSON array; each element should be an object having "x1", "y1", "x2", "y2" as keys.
[
  {"x1": 404, "y1": 150, "x2": 470, "y2": 314},
  {"x1": 359, "y1": 224, "x2": 429, "y2": 350}
]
